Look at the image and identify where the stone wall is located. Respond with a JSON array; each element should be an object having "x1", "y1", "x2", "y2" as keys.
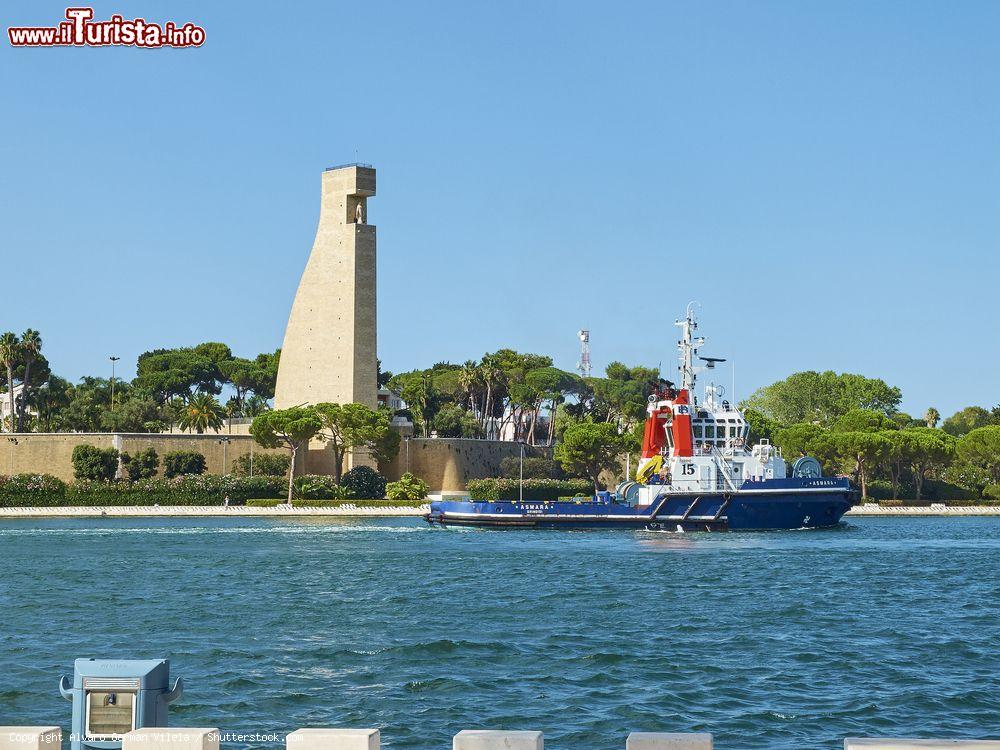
[
  {"x1": 2, "y1": 433, "x2": 544, "y2": 493},
  {"x1": 1, "y1": 433, "x2": 283, "y2": 482},
  {"x1": 380, "y1": 438, "x2": 550, "y2": 492}
]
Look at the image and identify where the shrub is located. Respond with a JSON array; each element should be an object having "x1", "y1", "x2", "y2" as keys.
[
  {"x1": 921, "y1": 478, "x2": 977, "y2": 504},
  {"x1": 499, "y1": 456, "x2": 566, "y2": 480},
  {"x1": 293, "y1": 475, "x2": 347, "y2": 500},
  {"x1": 385, "y1": 472, "x2": 429, "y2": 503},
  {"x1": 120, "y1": 448, "x2": 159, "y2": 481},
  {"x1": 246, "y1": 499, "x2": 282, "y2": 507},
  {"x1": 0, "y1": 474, "x2": 68, "y2": 507},
  {"x1": 164, "y1": 450, "x2": 207, "y2": 478},
  {"x1": 71, "y1": 444, "x2": 120, "y2": 481},
  {"x1": 982, "y1": 485, "x2": 1000, "y2": 504},
  {"x1": 64, "y1": 475, "x2": 285, "y2": 506},
  {"x1": 341, "y1": 465, "x2": 387, "y2": 499},
  {"x1": 232, "y1": 452, "x2": 291, "y2": 477},
  {"x1": 466, "y1": 478, "x2": 594, "y2": 503}
]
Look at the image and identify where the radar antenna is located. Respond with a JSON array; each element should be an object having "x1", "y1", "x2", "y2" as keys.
[{"x1": 576, "y1": 329, "x2": 592, "y2": 378}]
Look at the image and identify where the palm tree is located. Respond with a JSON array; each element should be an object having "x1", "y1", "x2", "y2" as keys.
[
  {"x1": 16, "y1": 329, "x2": 41, "y2": 432},
  {"x1": 458, "y1": 360, "x2": 481, "y2": 417},
  {"x1": 178, "y1": 392, "x2": 225, "y2": 434},
  {"x1": 0, "y1": 332, "x2": 21, "y2": 433},
  {"x1": 924, "y1": 407, "x2": 940, "y2": 429}
]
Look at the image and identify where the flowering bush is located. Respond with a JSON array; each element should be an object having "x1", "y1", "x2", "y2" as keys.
[
  {"x1": 71, "y1": 475, "x2": 285, "y2": 505},
  {"x1": 0, "y1": 474, "x2": 68, "y2": 507},
  {"x1": 341, "y1": 466, "x2": 387, "y2": 500}
]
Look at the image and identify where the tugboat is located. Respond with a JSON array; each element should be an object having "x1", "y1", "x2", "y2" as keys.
[{"x1": 425, "y1": 304, "x2": 856, "y2": 531}]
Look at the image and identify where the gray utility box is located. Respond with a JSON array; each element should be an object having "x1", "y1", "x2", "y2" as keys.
[{"x1": 59, "y1": 659, "x2": 183, "y2": 750}]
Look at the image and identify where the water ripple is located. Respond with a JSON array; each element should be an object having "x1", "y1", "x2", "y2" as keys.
[{"x1": 0, "y1": 516, "x2": 998, "y2": 750}]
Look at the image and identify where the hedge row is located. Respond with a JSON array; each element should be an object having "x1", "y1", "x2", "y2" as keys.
[
  {"x1": 466, "y1": 477, "x2": 593, "y2": 503},
  {"x1": 0, "y1": 474, "x2": 285, "y2": 507}
]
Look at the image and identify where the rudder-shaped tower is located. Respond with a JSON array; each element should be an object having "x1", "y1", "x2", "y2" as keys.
[{"x1": 274, "y1": 164, "x2": 377, "y2": 413}]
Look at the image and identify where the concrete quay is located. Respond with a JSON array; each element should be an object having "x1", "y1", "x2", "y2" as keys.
[
  {"x1": 846, "y1": 503, "x2": 1000, "y2": 516},
  {"x1": 3, "y1": 727, "x2": 999, "y2": 750},
  {"x1": 0, "y1": 504, "x2": 429, "y2": 518}
]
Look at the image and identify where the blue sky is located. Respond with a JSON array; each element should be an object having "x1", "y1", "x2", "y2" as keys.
[{"x1": 1, "y1": 1, "x2": 997, "y2": 418}]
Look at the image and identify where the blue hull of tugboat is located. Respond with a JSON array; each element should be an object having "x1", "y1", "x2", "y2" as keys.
[{"x1": 425, "y1": 477, "x2": 856, "y2": 531}]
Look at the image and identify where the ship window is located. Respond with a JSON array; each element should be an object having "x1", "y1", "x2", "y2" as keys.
[
  {"x1": 693, "y1": 425, "x2": 703, "y2": 439},
  {"x1": 705, "y1": 425, "x2": 716, "y2": 438}
]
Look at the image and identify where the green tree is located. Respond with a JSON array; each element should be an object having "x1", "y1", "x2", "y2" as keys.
[
  {"x1": 743, "y1": 371, "x2": 901, "y2": 426},
  {"x1": 956, "y1": 426, "x2": 1000, "y2": 487},
  {"x1": 31, "y1": 375, "x2": 73, "y2": 432},
  {"x1": 71, "y1": 444, "x2": 120, "y2": 481},
  {"x1": 232, "y1": 452, "x2": 290, "y2": 477},
  {"x1": 314, "y1": 402, "x2": 400, "y2": 481},
  {"x1": 134, "y1": 346, "x2": 227, "y2": 402},
  {"x1": 250, "y1": 407, "x2": 323, "y2": 502},
  {"x1": 942, "y1": 406, "x2": 991, "y2": 437},
  {"x1": 177, "y1": 392, "x2": 226, "y2": 434},
  {"x1": 924, "y1": 407, "x2": 940, "y2": 428},
  {"x1": 60, "y1": 385, "x2": 104, "y2": 432},
  {"x1": 101, "y1": 388, "x2": 166, "y2": 433},
  {"x1": 832, "y1": 408, "x2": 897, "y2": 433},
  {"x1": 882, "y1": 430, "x2": 915, "y2": 500},
  {"x1": 523, "y1": 367, "x2": 580, "y2": 445},
  {"x1": 830, "y1": 431, "x2": 892, "y2": 499},
  {"x1": 15, "y1": 329, "x2": 42, "y2": 431},
  {"x1": 904, "y1": 428, "x2": 956, "y2": 500},
  {"x1": 163, "y1": 450, "x2": 207, "y2": 478},
  {"x1": 431, "y1": 403, "x2": 481, "y2": 438},
  {"x1": 774, "y1": 423, "x2": 834, "y2": 467},
  {"x1": 0, "y1": 332, "x2": 20, "y2": 432},
  {"x1": 555, "y1": 422, "x2": 625, "y2": 492},
  {"x1": 743, "y1": 408, "x2": 779, "y2": 444},
  {"x1": 585, "y1": 363, "x2": 659, "y2": 433},
  {"x1": 219, "y1": 352, "x2": 279, "y2": 415},
  {"x1": 120, "y1": 447, "x2": 159, "y2": 480}
]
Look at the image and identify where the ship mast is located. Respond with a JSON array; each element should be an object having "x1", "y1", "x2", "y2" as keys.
[{"x1": 675, "y1": 301, "x2": 705, "y2": 393}]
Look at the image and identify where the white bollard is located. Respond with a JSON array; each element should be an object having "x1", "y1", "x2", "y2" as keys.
[
  {"x1": 846, "y1": 740, "x2": 1000, "y2": 750},
  {"x1": 287, "y1": 729, "x2": 380, "y2": 750},
  {"x1": 122, "y1": 728, "x2": 220, "y2": 750},
  {"x1": 626, "y1": 732, "x2": 714, "y2": 750},
  {"x1": 0, "y1": 727, "x2": 62, "y2": 750},
  {"x1": 453, "y1": 730, "x2": 544, "y2": 750}
]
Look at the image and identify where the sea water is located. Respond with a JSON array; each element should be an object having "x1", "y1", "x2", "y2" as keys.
[{"x1": 0, "y1": 516, "x2": 997, "y2": 750}]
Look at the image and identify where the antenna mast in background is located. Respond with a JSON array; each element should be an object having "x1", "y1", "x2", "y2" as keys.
[{"x1": 577, "y1": 330, "x2": 592, "y2": 378}]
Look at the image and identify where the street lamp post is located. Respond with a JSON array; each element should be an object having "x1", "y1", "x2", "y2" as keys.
[
  {"x1": 218, "y1": 436, "x2": 231, "y2": 475},
  {"x1": 7, "y1": 437, "x2": 17, "y2": 474},
  {"x1": 518, "y1": 440, "x2": 525, "y2": 504},
  {"x1": 109, "y1": 356, "x2": 120, "y2": 413}
]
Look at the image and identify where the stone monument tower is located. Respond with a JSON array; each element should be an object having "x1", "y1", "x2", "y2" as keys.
[{"x1": 275, "y1": 164, "x2": 378, "y2": 413}]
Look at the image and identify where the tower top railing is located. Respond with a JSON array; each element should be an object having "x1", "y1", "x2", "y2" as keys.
[{"x1": 325, "y1": 162, "x2": 374, "y2": 171}]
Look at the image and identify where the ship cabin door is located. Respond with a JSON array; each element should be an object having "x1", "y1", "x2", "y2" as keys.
[{"x1": 699, "y1": 465, "x2": 712, "y2": 491}]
